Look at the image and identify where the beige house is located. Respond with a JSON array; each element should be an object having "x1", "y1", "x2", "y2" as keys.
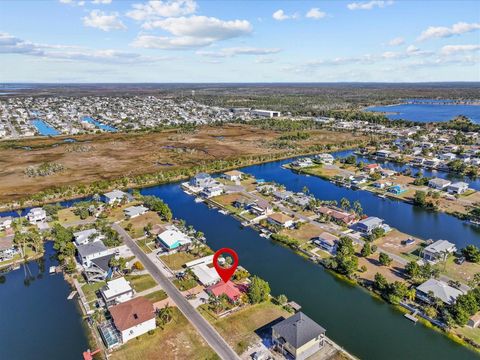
[{"x1": 272, "y1": 312, "x2": 326, "y2": 360}]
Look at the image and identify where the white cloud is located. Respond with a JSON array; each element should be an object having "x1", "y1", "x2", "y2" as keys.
[
  {"x1": 306, "y1": 8, "x2": 327, "y2": 19},
  {"x1": 59, "y1": 0, "x2": 85, "y2": 5},
  {"x1": 92, "y1": 0, "x2": 112, "y2": 4},
  {"x1": 134, "y1": 15, "x2": 252, "y2": 49},
  {"x1": 127, "y1": 0, "x2": 197, "y2": 21},
  {"x1": 0, "y1": 32, "x2": 164, "y2": 64},
  {"x1": 197, "y1": 47, "x2": 281, "y2": 58},
  {"x1": 418, "y1": 22, "x2": 480, "y2": 41},
  {"x1": 441, "y1": 44, "x2": 480, "y2": 55},
  {"x1": 272, "y1": 9, "x2": 299, "y2": 21},
  {"x1": 388, "y1": 37, "x2": 404, "y2": 46},
  {"x1": 83, "y1": 10, "x2": 127, "y2": 31},
  {"x1": 347, "y1": 1, "x2": 394, "y2": 10},
  {"x1": 255, "y1": 56, "x2": 274, "y2": 64}
]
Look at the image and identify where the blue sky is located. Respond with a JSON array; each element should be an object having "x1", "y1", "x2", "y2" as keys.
[{"x1": 0, "y1": 0, "x2": 479, "y2": 82}]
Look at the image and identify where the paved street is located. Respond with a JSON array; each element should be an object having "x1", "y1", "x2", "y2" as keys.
[{"x1": 112, "y1": 223, "x2": 240, "y2": 360}]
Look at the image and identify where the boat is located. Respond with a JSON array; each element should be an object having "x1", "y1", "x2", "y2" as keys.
[
  {"x1": 468, "y1": 219, "x2": 480, "y2": 227},
  {"x1": 49, "y1": 266, "x2": 56, "y2": 274},
  {"x1": 194, "y1": 197, "x2": 204, "y2": 203}
]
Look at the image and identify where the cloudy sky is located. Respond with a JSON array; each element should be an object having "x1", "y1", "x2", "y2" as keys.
[{"x1": 0, "y1": 0, "x2": 479, "y2": 82}]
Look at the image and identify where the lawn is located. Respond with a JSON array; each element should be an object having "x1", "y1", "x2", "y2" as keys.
[
  {"x1": 455, "y1": 326, "x2": 480, "y2": 347},
  {"x1": 280, "y1": 222, "x2": 322, "y2": 245},
  {"x1": 144, "y1": 290, "x2": 168, "y2": 303},
  {"x1": 442, "y1": 256, "x2": 480, "y2": 283},
  {"x1": 122, "y1": 212, "x2": 163, "y2": 239},
  {"x1": 136, "y1": 238, "x2": 154, "y2": 254},
  {"x1": 161, "y1": 252, "x2": 198, "y2": 270},
  {"x1": 207, "y1": 301, "x2": 290, "y2": 354},
  {"x1": 110, "y1": 307, "x2": 218, "y2": 360},
  {"x1": 104, "y1": 201, "x2": 142, "y2": 222},
  {"x1": 125, "y1": 274, "x2": 157, "y2": 292},
  {"x1": 173, "y1": 275, "x2": 198, "y2": 291},
  {"x1": 81, "y1": 281, "x2": 106, "y2": 303},
  {"x1": 55, "y1": 208, "x2": 92, "y2": 225}
]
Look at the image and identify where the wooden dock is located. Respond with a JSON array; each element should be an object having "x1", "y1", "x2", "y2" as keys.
[{"x1": 404, "y1": 310, "x2": 419, "y2": 323}]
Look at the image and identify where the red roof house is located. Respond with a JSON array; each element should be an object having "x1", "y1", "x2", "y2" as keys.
[{"x1": 207, "y1": 281, "x2": 242, "y2": 302}]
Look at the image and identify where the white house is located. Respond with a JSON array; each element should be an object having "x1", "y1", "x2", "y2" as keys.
[
  {"x1": 157, "y1": 225, "x2": 192, "y2": 250},
  {"x1": 201, "y1": 185, "x2": 223, "y2": 198},
  {"x1": 0, "y1": 216, "x2": 13, "y2": 230},
  {"x1": 27, "y1": 208, "x2": 46, "y2": 224},
  {"x1": 292, "y1": 158, "x2": 313, "y2": 168},
  {"x1": 314, "y1": 153, "x2": 334, "y2": 165},
  {"x1": 223, "y1": 170, "x2": 243, "y2": 182},
  {"x1": 416, "y1": 278, "x2": 463, "y2": 305},
  {"x1": 250, "y1": 109, "x2": 281, "y2": 118},
  {"x1": 101, "y1": 277, "x2": 134, "y2": 305},
  {"x1": 376, "y1": 150, "x2": 391, "y2": 159},
  {"x1": 428, "y1": 178, "x2": 452, "y2": 190},
  {"x1": 353, "y1": 217, "x2": 384, "y2": 235},
  {"x1": 73, "y1": 228, "x2": 104, "y2": 246},
  {"x1": 185, "y1": 255, "x2": 220, "y2": 286},
  {"x1": 422, "y1": 239, "x2": 456, "y2": 263},
  {"x1": 109, "y1": 297, "x2": 156, "y2": 343},
  {"x1": 447, "y1": 182, "x2": 469, "y2": 195},
  {"x1": 124, "y1": 205, "x2": 148, "y2": 219},
  {"x1": 102, "y1": 190, "x2": 130, "y2": 205},
  {"x1": 312, "y1": 232, "x2": 339, "y2": 254},
  {"x1": 77, "y1": 240, "x2": 111, "y2": 267},
  {"x1": 267, "y1": 213, "x2": 295, "y2": 228}
]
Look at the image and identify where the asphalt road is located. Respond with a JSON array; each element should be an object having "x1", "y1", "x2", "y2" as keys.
[{"x1": 112, "y1": 223, "x2": 240, "y2": 360}]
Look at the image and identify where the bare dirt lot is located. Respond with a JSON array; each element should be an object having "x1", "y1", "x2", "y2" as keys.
[{"x1": 0, "y1": 124, "x2": 366, "y2": 204}]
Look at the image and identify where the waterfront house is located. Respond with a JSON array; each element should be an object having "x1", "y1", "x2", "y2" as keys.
[
  {"x1": 312, "y1": 232, "x2": 339, "y2": 254},
  {"x1": 376, "y1": 150, "x2": 391, "y2": 159},
  {"x1": 267, "y1": 213, "x2": 295, "y2": 228},
  {"x1": 428, "y1": 178, "x2": 452, "y2": 191},
  {"x1": 314, "y1": 153, "x2": 334, "y2": 165},
  {"x1": 289, "y1": 193, "x2": 313, "y2": 208},
  {"x1": 0, "y1": 237, "x2": 17, "y2": 261},
  {"x1": 190, "y1": 173, "x2": 216, "y2": 188},
  {"x1": 109, "y1": 296, "x2": 156, "y2": 343},
  {"x1": 249, "y1": 199, "x2": 274, "y2": 216},
  {"x1": 424, "y1": 158, "x2": 440, "y2": 168},
  {"x1": 363, "y1": 163, "x2": 381, "y2": 174},
  {"x1": 412, "y1": 157, "x2": 425, "y2": 166},
  {"x1": 124, "y1": 205, "x2": 148, "y2": 219},
  {"x1": 447, "y1": 182, "x2": 469, "y2": 195},
  {"x1": 416, "y1": 278, "x2": 463, "y2": 305},
  {"x1": 353, "y1": 217, "x2": 383, "y2": 235},
  {"x1": 102, "y1": 190, "x2": 131, "y2": 205},
  {"x1": 157, "y1": 225, "x2": 192, "y2": 251},
  {"x1": 272, "y1": 312, "x2": 326, "y2": 360},
  {"x1": 439, "y1": 153, "x2": 457, "y2": 161},
  {"x1": 352, "y1": 175, "x2": 368, "y2": 186},
  {"x1": 77, "y1": 240, "x2": 111, "y2": 267},
  {"x1": 272, "y1": 190, "x2": 294, "y2": 201},
  {"x1": 201, "y1": 185, "x2": 224, "y2": 198},
  {"x1": 422, "y1": 239, "x2": 456, "y2": 263},
  {"x1": 316, "y1": 206, "x2": 356, "y2": 226},
  {"x1": 292, "y1": 158, "x2": 313, "y2": 168},
  {"x1": 74, "y1": 228, "x2": 104, "y2": 246},
  {"x1": 388, "y1": 185, "x2": 407, "y2": 195},
  {"x1": 84, "y1": 253, "x2": 115, "y2": 283},
  {"x1": 380, "y1": 169, "x2": 396, "y2": 178},
  {"x1": 207, "y1": 281, "x2": 242, "y2": 303},
  {"x1": 27, "y1": 208, "x2": 46, "y2": 224},
  {"x1": 101, "y1": 277, "x2": 134, "y2": 305},
  {"x1": 468, "y1": 313, "x2": 480, "y2": 328},
  {"x1": 223, "y1": 170, "x2": 243, "y2": 182},
  {"x1": 0, "y1": 216, "x2": 13, "y2": 230},
  {"x1": 186, "y1": 255, "x2": 220, "y2": 286}
]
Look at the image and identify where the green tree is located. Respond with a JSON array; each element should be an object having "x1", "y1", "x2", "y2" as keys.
[
  {"x1": 373, "y1": 273, "x2": 388, "y2": 291},
  {"x1": 248, "y1": 276, "x2": 271, "y2": 304},
  {"x1": 340, "y1": 197, "x2": 351, "y2": 211},
  {"x1": 334, "y1": 237, "x2": 358, "y2": 276},
  {"x1": 361, "y1": 242, "x2": 372, "y2": 257},
  {"x1": 276, "y1": 294, "x2": 288, "y2": 306},
  {"x1": 379, "y1": 252, "x2": 392, "y2": 266},
  {"x1": 462, "y1": 245, "x2": 480, "y2": 263}
]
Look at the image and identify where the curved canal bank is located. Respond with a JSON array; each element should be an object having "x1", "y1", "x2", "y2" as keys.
[{"x1": 0, "y1": 242, "x2": 88, "y2": 360}]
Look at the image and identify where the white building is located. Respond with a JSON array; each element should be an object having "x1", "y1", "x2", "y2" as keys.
[
  {"x1": 73, "y1": 228, "x2": 104, "y2": 246},
  {"x1": 428, "y1": 178, "x2": 452, "y2": 190},
  {"x1": 185, "y1": 255, "x2": 220, "y2": 286},
  {"x1": 124, "y1": 205, "x2": 148, "y2": 219},
  {"x1": 109, "y1": 297, "x2": 156, "y2": 343},
  {"x1": 157, "y1": 225, "x2": 192, "y2": 250},
  {"x1": 76, "y1": 240, "x2": 111, "y2": 267},
  {"x1": 27, "y1": 208, "x2": 47, "y2": 224},
  {"x1": 314, "y1": 153, "x2": 335, "y2": 165},
  {"x1": 101, "y1": 277, "x2": 134, "y2": 305},
  {"x1": 447, "y1": 182, "x2": 469, "y2": 195},
  {"x1": 0, "y1": 216, "x2": 13, "y2": 230},
  {"x1": 422, "y1": 239, "x2": 456, "y2": 263},
  {"x1": 223, "y1": 170, "x2": 243, "y2": 182},
  {"x1": 416, "y1": 278, "x2": 463, "y2": 305},
  {"x1": 251, "y1": 109, "x2": 281, "y2": 118},
  {"x1": 102, "y1": 189, "x2": 129, "y2": 204}
]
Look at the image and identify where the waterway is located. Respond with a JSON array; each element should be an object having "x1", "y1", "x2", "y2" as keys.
[
  {"x1": 0, "y1": 242, "x2": 88, "y2": 360},
  {"x1": 1, "y1": 153, "x2": 480, "y2": 359},
  {"x1": 31, "y1": 119, "x2": 60, "y2": 136},
  {"x1": 82, "y1": 116, "x2": 117, "y2": 132},
  {"x1": 365, "y1": 101, "x2": 480, "y2": 123}
]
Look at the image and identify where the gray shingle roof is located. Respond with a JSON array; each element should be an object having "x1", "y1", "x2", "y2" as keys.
[
  {"x1": 77, "y1": 240, "x2": 108, "y2": 258},
  {"x1": 272, "y1": 312, "x2": 326, "y2": 349}
]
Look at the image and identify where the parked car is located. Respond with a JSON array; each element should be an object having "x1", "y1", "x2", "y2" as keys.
[{"x1": 455, "y1": 256, "x2": 466, "y2": 265}]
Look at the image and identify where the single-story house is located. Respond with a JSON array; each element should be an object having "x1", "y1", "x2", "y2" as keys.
[
  {"x1": 352, "y1": 175, "x2": 369, "y2": 185},
  {"x1": 186, "y1": 255, "x2": 220, "y2": 286},
  {"x1": 102, "y1": 190, "x2": 131, "y2": 205},
  {"x1": 157, "y1": 225, "x2": 192, "y2": 250},
  {"x1": 77, "y1": 240, "x2": 111, "y2": 267},
  {"x1": 468, "y1": 313, "x2": 480, "y2": 328},
  {"x1": 428, "y1": 178, "x2": 452, "y2": 190},
  {"x1": 363, "y1": 163, "x2": 381, "y2": 174},
  {"x1": 0, "y1": 216, "x2": 13, "y2": 230},
  {"x1": 416, "y1": 278, "x2": 463, "y2": 305},
  {"x1": 388, "y1": 185, "x2": 407, "y2": 195},
  {"x1": 249, "y1": 199, "x2": 274, "y2": 216},
  {"x1": 272, "y1": 312, "x2": 326, "y2": 360},
  {"x1": 272, "y1": 190, "x2": 293, "y2": 201},
  {"x1": 316, "y1": 206, "x2": 356, "y2": 226},
  {"x1": 376, "y1": 150, "x2": 391, "y2": 159},
  {"x1": 207, "y1": 281, "x2": 242, "y2": 303},
  {"x1": 447, "y1": 182, "x2": 469, "y2": 195},
  {"x1": 124, "y1": 205, "x2": 148, "y2": 219},
  {"x1": 109, "y1": 296, "x2": 156, "y2": 343},
  {"x1": 0, "y1": 237, "x2": 17, "y2": 261},
  {"x1": 27, "y1": 208, "x2": 46, "y2": 224},
  {"x1": 101, "y1": 277, "x2": 134, "y2": 305},
  {"x1": 312, "y1": 232, "x2": 339, "y2": 254},
  {"x1": 353, "y1": 217, "x2": 383, "y2": 235},
  {"x1": 380, "y1": 169, "x2": 396, "y2": 178},
  {"x1": 424, "y1": 158, "x2": 440, "y2": 168},
  {"x1": 223, "y1": 170, "x2": 243, "y2": 181},
  {"x1": 422, "y1": 239, "x2": 456, "y2": 263},
  {"x1": 74, "y1": 228, "x2": 104, "y2": 247},
  {"x1": 439, "y1": 153, "x2": 457, "y2": 161},
  {"x1": 292, "y1": 158, "x2": 313, "y2": 168},
  {"x1": 267, "y1": 213, "x2": 295, "y2": 228}
]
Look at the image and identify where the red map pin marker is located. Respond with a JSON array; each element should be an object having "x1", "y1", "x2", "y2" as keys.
[{"x1": 213, "y1": 247, "x2": 238, "y2": 283}]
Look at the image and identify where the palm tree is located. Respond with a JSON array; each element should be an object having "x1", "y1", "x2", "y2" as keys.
[{"x1": 157, "y1": 304, "x2": 174, "y2": 326}]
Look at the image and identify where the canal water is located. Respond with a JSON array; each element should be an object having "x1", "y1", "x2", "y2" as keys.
[
  {"x1": 365, "y1": 102, "x2": 480, "y2": 123},
  {"x1": 31, "y1": 119, "x2": 60, "y2": 136},
  {"x1": 0, "y1": 242, "x2": 88, "y2": 360},
  {"x1": 82, "y1": 116, "x2": 117, "y2": 132}
]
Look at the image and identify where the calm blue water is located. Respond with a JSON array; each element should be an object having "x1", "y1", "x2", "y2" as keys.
[
  {"x1": 140, "y1": 181, "x2": 478, "y2": 359},
  {"x1": 0, "y1": 242, "x2": 88, "y2": 359},
  {"x1": 366, "y1": 102, "x2": 480, "y2": 123},
  {"x1": 82, "y1": 116, "x2": 117, "y2": 132},
  {"x1": 31, "y1": 119, "x2": 60, "y2": 136}
]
